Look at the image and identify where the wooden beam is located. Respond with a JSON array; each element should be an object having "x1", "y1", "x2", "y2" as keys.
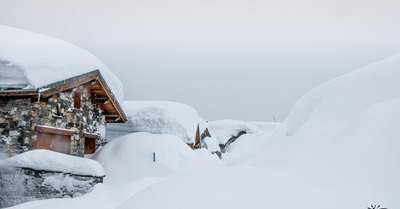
[
  {"x1": 83, "y1": 132, "x2": 98, "y2": 139},
  {"x1": 96, "y1": 76, "x2": 127, "y2": 122},
  {"x1": 0, "y1": 91, "x2": 38, "y2": 97},
  {"x1": 104, "y1": 115, "x2": 120, "y2": 118},
  {"x1": 41, "y1": 74, "x2": 98, "y2": 98},
  {"x1": 36, "y1": 126, "x2": 75, "y2": 136}
]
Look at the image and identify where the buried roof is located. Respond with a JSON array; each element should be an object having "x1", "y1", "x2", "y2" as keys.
[{"x1": 0, "y1": 25, "x2": 126, "y2": 122}]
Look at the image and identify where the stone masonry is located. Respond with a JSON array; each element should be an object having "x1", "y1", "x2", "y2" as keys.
[
  {"x1": 0, "y1": 165, "x2": 103, "y2": 208},
  {"x1": 0, "y1": 86, "x2": 106, "y2": 158}
]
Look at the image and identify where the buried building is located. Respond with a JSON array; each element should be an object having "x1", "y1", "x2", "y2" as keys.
[
  {"x1": 0, "y1": 25, "x2": 126, "y2": 159},
  {"x1": 0, "y1": 70, "x2": 127, "y2": 158},
  {"x1": 106, "y1": 100, "x2": 216, "y2": 151}
]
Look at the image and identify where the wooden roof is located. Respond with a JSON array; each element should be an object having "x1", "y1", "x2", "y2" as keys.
[{"x1": 0, "y1": 70, "x2": 127, "y2": 123}]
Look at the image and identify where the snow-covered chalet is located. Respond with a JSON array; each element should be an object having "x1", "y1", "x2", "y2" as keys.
[{"x1": 0, "y1": 25, "x2": 127, "y2": 159}]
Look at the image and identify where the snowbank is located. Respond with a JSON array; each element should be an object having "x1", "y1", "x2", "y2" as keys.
[
  {"x1": 208, "y1": 120, "x2": 260, "y2": 144},
  {"x1": 107, "y1": 101, "x2": 205, "y2": 143},
  {"x1": 0, "y1": 25, "x2": 124, "y2": 104},
  {"x1": 285, "y1": 54, "x2": 400, "y2": 136},
  {"x1": 94, "y1": 132, "x2": 221, "y2": 184},
  {"x1": 250, "y1": 53, "x2": 400, "y2": 207},
  {"x1": 0, "y1": 150, "x2": 105, "y2": 177},
  {"x1": 250, "y1": 122, "x2": 280, "y2": 133}
]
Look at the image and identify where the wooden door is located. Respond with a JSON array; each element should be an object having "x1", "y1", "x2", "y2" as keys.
[{"x1": 34, "y1": 126, "x2": 74, "y2": 155}]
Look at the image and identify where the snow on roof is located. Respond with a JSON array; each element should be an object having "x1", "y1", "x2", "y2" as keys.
[
  {"x1": 0, "y1": 150, "x2": 105, "y2": 177},
  {"x1": 208, "y1": 120, "x2": 260, "y2": 144},
  {"x1": 122, "y1": 101, "x2": 202, "y2": 143},
  {"x1": 0, "y1": 25, "x2": 124, "y2": 104}
]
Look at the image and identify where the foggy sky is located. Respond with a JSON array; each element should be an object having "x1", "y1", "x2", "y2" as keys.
[{"x1": 1, "y1": 0, "x2": 400, "y2": 121}]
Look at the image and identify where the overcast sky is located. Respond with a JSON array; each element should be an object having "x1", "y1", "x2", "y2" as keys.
[{"x1": 1, "y1": 0, "x2": 400, "y2": 121}]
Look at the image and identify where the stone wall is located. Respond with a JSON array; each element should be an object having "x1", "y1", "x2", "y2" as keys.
[
  {"x1": 0, "y1": 165, "x2": 103, "y2": 208},
  {"x1": 0, "y1": 86, "x2": 106, "y2": 159}
]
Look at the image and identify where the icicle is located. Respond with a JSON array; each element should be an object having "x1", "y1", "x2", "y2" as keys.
[{"x1": 37, "y1": 88, "x2": 41, "y2": 103}]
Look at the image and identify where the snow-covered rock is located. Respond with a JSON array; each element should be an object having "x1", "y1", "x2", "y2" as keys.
[
  {"x1": 0, "y1": 150, "x2": 105, "y2": 177},
  {"x1": 0, "y1": 25, "x2": 124, "y2": 105},
  {"x1": 107, "y1": 101, "x2": 206, "y2": 143}
]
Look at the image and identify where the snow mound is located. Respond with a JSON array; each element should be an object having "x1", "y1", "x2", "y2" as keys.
[
  {"x1": 285, "y1": 53, "x2": 400, "y2": 136},
  {"x1": 0, "y1": 25, "x2": 124, "y2": 104},
  {"x1": 116, "y1": 166, "x2": 277, "y2": 209},
  {"x1": 94, "y1": 132, "x2": 220, "y2": 185},
  {"x1": 0, "y1": 150, "x2": 105, "y2": 177},
  {"x1": 250, "y1": 122, "x2": 280, "y2": 133},
  {"x1": 208, "y1": 120, "x2": 260, "y2": 144},
  {"x1": 251, "y1": 53, "x2": 400, "y2": 206},
  {"x1": 222, "y1": 131, "x2": 271, "y2": 164},
  {"x1": 107, "y1": 101, "x2": 204, "y2": 143}
]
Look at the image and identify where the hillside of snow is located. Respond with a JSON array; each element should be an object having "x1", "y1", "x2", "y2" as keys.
[
  {"x1": 248, "y1": 53, "x2": 400, "y2": 207},
  {"x1": 6, "y1": 53, "x2": 400, "y2": 209},
  {"x1": 106, "y1": 101, "x2": 207, "y2": 143},
  {"x1": 0, "y1": 25, "x2": 124, "y2": 104}
]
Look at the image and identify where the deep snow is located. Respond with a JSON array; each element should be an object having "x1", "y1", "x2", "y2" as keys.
[
  {"x1": 106, "y1": 101, "x2": 207, "y2": 143},
  {"x1": 0, "y1": 150, "x2": 105, "y2": 177},
  {"x1": 0, "y1": 25, "x2": 124, "y2": 104},
  {"x1": 208, "y1": 119, "x2": 260, "y2": 144},
  {"x1": 6, "y1": 53, "x2": 400, "y2": 209}
]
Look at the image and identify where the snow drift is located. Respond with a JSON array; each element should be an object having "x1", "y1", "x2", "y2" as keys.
[
  {"x1": 94, "y1": 132, "x2": 221, "y2": 185},
  {"x1": 106, "y1": 101, "x2": 206, "y2": 143},
  {"x1": 285, "y1": 54, "x2": 400, "y2": 136},
  {"x1": 250, "y1": 53, "x2": 400, "y2": 208},
  {"x1": 0, "y1": 25, "x2": 124, "y2": 104}
]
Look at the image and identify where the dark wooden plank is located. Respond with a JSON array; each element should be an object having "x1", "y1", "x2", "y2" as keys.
[
  {"x1": 84, "y1": 138, "x2": 96, "y2": 154},
  {"x1": 36, "y1": 126, "x2": 74, "y2": 136},
  {"x1": 35, "y1": 132, "x2": 71, "y2": 154},
  {"x1": 83, "y1": 133, "x2": 98, "y2": 139}
]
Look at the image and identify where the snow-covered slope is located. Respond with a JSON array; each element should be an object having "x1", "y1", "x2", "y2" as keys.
[
  {"x1": 0, "y1": 25, "x2": 124, "y2": 104},
  {"x1": 250, "y1": 53, "x2": 400, "y2": 207},
  {"x1": 285, "y1": 54, "x2": 400, "y2": 136},
  {"x1": 107, "y1": 101, "x2": 206, "y2": 143},
  {"x1": 8, "y1": 54, "x2": 400, "y2": 209},
  {"x1": 94, "y1": 132, "x2": 221, "y2": 184}
]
